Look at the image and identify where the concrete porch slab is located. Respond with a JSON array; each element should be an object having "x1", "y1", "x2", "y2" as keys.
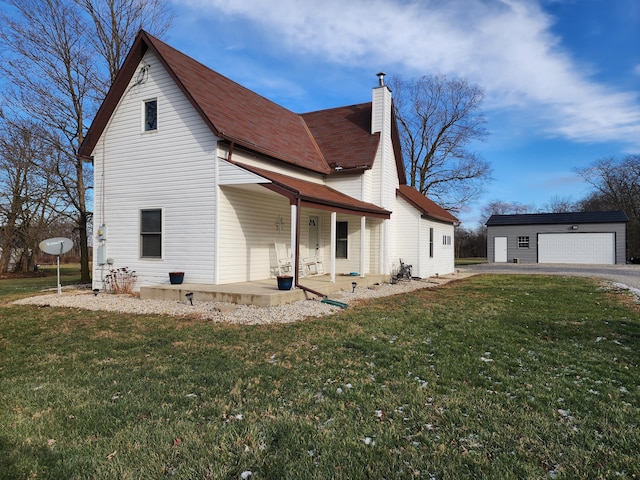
[{"x1": 139, "y1": 274, "x2": 390, "y2": 307}]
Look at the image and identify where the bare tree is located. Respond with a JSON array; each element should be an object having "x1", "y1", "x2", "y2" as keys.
[
  {"x1": 0, "y1": 0, "x2": 171, "y2": 282},
  {"x1": 454, "y1": 225, "x2": 487, "y2": 259},
  {"x1": 541, "y1": 195, "x2": 577, "y2": 213},
  {"x1": 576, "y1": 154, "x2": 640, "y2": 260},
  {"x1": 77, "y1": 0, "x2": 172, "y2": 97},
  {"x1": 391, "y1": 74, "x2": 492, "y2": 212},
  {"x1": 481, "y1": 200, "x2": 535, "y2": 223},
  {"x1": 0, "y1": 119, "x2": 67, "y2": 272}
]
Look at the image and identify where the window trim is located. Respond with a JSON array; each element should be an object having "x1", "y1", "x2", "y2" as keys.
[
  {"x1": 517, "y1": 236, "x2": 530, "y2": 249},
  {"x1": 336, "y1": 221, "x2": 348, "y2": 259},
  {"x1": 429, "y1": 228, "x2": 434, "y2": 258},
  {"x1": 143, "y1": 98, "x2": 158, "y2": 132},
  {"x1": 140, "y1": 208, "x2": 162, "y2": 258}
]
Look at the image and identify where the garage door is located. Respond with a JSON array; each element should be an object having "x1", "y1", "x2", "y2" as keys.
[{"x1": 538, "y1": 233, "x2": 615, "y2": 264}]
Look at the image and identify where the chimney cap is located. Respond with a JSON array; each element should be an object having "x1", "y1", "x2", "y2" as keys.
[{"x1": 376, "y1": 72, "x2": 386, "y2": 86}]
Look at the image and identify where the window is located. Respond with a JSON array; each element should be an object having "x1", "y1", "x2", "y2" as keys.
[
  {"x1": 144, "y1": 99, "x2": 157, "y2": 131},
  {"x1": 518, "y1": 236, "x2": 530, "y2": 248},
  {"x1": 443, "y1": 235, "x2": 452, "y2": 246},
  {"x1": 141, "y1": 209, "x2": 162, "y2": 257},
  {"x1": 429, "y1": 228, "x2": 434, "y2": 258},
  {"x1": 336, "y1": 221, "x2": 348, "y2": 258}
]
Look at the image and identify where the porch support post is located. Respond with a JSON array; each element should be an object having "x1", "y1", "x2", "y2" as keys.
[
  {"x1": 290, "y1": 203, "x2": 297, "y2": 281},
  {"x1": 380, "y1": 219, "x2": 389, "y2": 275},
  {"x1": 330, "y1": 211, "x2": 336, "y2": 283},
  {"x1": 360, "y1": 216, "x2": 366, "y2": 278}
]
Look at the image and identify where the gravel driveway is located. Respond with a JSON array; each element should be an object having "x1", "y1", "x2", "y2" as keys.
[{"x1": 459, "y1": 263, "x2": 640, "y2": 291}]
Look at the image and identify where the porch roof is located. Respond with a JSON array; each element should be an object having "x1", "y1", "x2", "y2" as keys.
[
  {"x1": 236, "y1": 163, "x2": 391, "y2": 219},
  {"x1": 397, "y1": 185, "x2": 459, "y2": 224}
]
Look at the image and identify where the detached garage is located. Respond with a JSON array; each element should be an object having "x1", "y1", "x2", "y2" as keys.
[{"x1": 486, "y1": 211, "x2": 628, "y2": 265}]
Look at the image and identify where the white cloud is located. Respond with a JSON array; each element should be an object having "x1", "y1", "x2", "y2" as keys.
[{"x1": 180, "y1": 0, "x2": 640, "y2": 147}]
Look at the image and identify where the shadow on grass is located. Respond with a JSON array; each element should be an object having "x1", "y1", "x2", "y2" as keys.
[{"x1": 0, "y1": 436, "x2": 66, "y2": 480}]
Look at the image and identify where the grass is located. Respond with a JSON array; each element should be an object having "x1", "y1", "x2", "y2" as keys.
[
  {"x1": 0, "y1": 265, "x2": 82, "y2": 301},
  {"x1": 0, "y1": 274, "x2": 638, "y2": 479}
]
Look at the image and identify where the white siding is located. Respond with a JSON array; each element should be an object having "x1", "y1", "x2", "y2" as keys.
[
  {"x1": 227, "y1": 149, "x2": 324, "y2": 184},
  {"x1": 91, "y1": 51, "x2": 218, "y2": 289},
  {"x1": 325, "y1": 174, "x2": 363, "y2": 200},
  {"x1": 394, "y1": 196, "x2": 455, "y2": 278},
  {"x1": 217, "y1": 186, "x2": 291, "y2": 283},
  {"x1": 425, "y1": 221, "x2": 455, "y2": 277},
  {"x1": 370, "y1": 85, "x2": 400, "y2": 274},
  {"x1": 394, "y1": 196, "x2": 421, "y2": 274},
  {"x1": 219, "y1": 159, "x2": 269, "y2": 185}
]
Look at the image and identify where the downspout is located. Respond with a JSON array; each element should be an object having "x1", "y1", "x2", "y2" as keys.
[{"x1": 294, "y1": 195, "x2": 326, "y2": 299}]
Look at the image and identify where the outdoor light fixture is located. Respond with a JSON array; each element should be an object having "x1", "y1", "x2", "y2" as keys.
[
  {"x1": 185, "y1": 292, "x2": 194, "y2": 306},
  {"x1": 93, "y1": 289, "x2": 99, "y2": 296},
  {"x1": 351, "y1": 281, "x2": 357, "y2": 293}
]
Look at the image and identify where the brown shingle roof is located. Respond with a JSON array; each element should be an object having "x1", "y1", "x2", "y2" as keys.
[
  {"x1": 79, "y1": 30, "x2": 405, "y2": 184},
  {"x1": 302, "y1": 103, "x2": 380, "y2": 170},
  {"x1": 80, "y1": 31, "x2": 330, "y2": 173},
  {"x1": 237, "y1": 163, "x2": 391, "y2": 219},
  {"x1": 397, "y1": 185, "x2": 459, "y2": 224}
]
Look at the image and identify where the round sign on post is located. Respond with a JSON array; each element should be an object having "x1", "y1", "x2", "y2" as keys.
[{"x1": 39, "y1": 237, "x2": 74, "y2": 295}]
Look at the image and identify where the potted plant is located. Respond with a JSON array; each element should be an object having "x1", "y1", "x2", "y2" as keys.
[
  {"x1": 276, "y1": 275, "x2": 293, "y2": 290},
  {"x1": 169, "y1": 271, "x2": 185, "y2": 285}
]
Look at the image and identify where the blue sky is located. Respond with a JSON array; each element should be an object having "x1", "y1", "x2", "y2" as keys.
[{"x1": 165, "y1": 0, "x2": 639, "y2": 226}]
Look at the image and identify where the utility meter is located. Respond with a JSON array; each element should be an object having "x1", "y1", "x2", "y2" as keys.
[{"x1": 96, "y1": 224, "x2": 107, "y2": 241}]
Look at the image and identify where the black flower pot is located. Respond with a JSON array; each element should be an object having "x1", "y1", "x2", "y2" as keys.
[
  {"x1": 169, "y1": 272, "x2": 184, "y2": 285},
  {"x1": 276, "y1": 275, "x2": 293, "y2": 290}
]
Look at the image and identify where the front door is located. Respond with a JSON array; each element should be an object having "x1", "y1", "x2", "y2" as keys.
[
  {"x1": 308, "y1": 215, "x2": 320, "y2": 257},
  {"x1": 494, "y1": 236, "x2": 508, "y2": 262}
]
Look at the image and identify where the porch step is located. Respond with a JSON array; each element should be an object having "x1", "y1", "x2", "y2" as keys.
[{"x1": 139, "y1": 274, "x2": 389, "y2": 307}]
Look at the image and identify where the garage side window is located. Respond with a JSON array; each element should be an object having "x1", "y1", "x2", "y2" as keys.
[
  {"x1": 518, "y1": 236, "x2": 530, "y2": 248},
  {"x1": 141, "y1": 209, "x2": 162, "y2": 258}
]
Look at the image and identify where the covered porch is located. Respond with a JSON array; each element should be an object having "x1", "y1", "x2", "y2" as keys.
[
  {"x1": 140, "y1": 273, "x2": 390, "y2": 307},
  {"x1": 217, "y1": 161, "x2": 392, "y2": 287}
]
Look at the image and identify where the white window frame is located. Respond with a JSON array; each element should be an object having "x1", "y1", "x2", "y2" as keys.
[
  {"x1": 140, "y1": 208, "x2": 163, "y2": 258},
  {"x1": 518, "y1": 236, "x2": 530, "y2": 249},
  {"x1": 143, "y1": 98, "x2": 158, "y2": 132},
  {"x1": 336, "y1": 221, "x2": 348, "y2": 259}
]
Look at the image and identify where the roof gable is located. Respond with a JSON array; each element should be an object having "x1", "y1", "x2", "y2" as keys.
[
  {"x1": 397, "y1": 185, "x2": 459, "y2": 224},
  {"x1": 80, "y1": 30, "x2": 330, "y2": 173},
  {"x1": 486, "y1": 211, "x2": 629, "y2": 226},
  {"x1": 302, "y1": 103, "x2": 380, "y2": 171},
  {"x1": 80, "y1": 30, "x2": 408, "y2": 183}
]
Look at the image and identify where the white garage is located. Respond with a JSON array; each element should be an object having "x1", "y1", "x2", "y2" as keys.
[
  {"x1": 485, "y1": 211, "x2": 629, "y2": 265},
  {"x1": 538, "y1": 233, "x2": 615, "y2": 264}
]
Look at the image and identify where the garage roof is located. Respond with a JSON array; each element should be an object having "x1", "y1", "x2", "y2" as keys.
[{"x1": 486, "y1": 211, "x2": 629, "y2": 226}]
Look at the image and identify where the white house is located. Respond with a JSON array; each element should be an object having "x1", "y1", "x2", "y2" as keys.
[{"x1": 79, "y1": 30, "x2": 458, "y2": 293}]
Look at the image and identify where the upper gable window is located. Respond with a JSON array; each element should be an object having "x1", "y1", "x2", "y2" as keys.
[{"x1": 144, "y1": 99, "x2": 157, "y2": 131}]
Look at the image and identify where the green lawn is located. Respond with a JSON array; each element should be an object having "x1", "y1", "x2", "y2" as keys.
[
  {"x1": 0, "y1": 265, "x2": 82, "y2": 301},
  {"x1": 0, "y1": 274, "x2": 638, "y2": 479}
]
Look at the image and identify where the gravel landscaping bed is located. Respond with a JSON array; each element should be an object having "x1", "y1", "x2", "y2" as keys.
[
  {"x1": 14, "y1": 269, "x2": 638, "y2": 325},
  {"x1": 13, "y1": 276, "x2": 464, "y2": 325}
]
